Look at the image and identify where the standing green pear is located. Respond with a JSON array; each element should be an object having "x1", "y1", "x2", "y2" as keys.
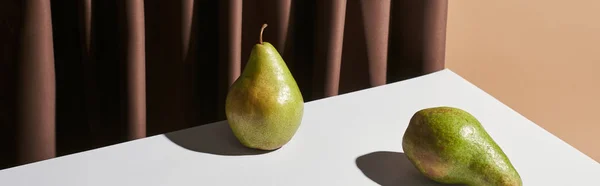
[
  {"x1": 225, "y1": 24, "x2": 304, "y2": 151},
  {"x1": 403, "y1": 106, "x2": 522, "y2": 186}
]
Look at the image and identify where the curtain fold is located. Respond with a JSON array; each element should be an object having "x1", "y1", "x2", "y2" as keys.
[
  {"x1": 361, "y1": 0, "x2": 390, "y2": 87},
  {"x1": 0, "y1": 0, "x2": 448, "y2": 169},
  {"x1": 314, "y1": 0, "x2": 346, "y2": 97},
  {"x1": 17, "y1": 0, "x2": 56, "y2": 165},
  {"x1": 124, "y1": 0, "x2": 146, "y2": 140},
  {"x1": 423, "y1": 0, "x2": 448, "y2": 73},
  {"x1": 227, "y1": 0, "x2": 242, "y2": 85}
]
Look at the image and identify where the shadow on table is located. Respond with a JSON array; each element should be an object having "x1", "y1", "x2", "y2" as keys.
[
  {"x1": 164, "y1": 121, "x2": 273, "y2": 156},
  {"x1": 356, "y1": 151, "x2": 464, "y2": 186}
]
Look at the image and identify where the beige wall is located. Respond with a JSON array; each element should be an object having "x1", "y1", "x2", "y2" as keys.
[{"x1": 446, "y1": 0, "x2": 600, "y2": 162}]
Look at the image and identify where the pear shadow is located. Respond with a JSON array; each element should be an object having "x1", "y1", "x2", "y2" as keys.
[
  {"x1": 356, "y1": 151, "x2": 464, "y2": 186},
  {"x1": 164, "y1": 121, "x2": 274, "y2": 156}
]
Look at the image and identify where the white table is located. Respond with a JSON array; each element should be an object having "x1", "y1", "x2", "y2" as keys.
[{"x1": 1, "y1": 69, "x2": 598, "y2": 185}]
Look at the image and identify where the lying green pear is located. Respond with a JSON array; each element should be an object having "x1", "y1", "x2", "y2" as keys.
[
  {"x1": 225, "y1": 24, "x2": 304, "y2": 151},
  {"x1": 402, "y1": 106, "x2": 522, "y2": 186}
]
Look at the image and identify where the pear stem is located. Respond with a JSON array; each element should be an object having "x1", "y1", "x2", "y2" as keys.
[{"x1": 260, "y1": 23, "x2": 268, "y2": 44}]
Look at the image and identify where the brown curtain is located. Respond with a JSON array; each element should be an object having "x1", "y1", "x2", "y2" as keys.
[{"x1": 0, "y1": 0, "x2": 447, "y2": 169}]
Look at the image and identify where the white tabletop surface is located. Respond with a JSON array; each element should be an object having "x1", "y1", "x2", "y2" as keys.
[{"x1": 1, "y1": 69, "x2": 598, "y2": 186}]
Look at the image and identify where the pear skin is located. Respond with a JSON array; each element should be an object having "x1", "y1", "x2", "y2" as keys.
[
  {"x1": 402, "y1": 106, "x2": 522, "y2": 186},
  {"x1": 225, "y1": 24, "x2": 304, "y2": 151}
]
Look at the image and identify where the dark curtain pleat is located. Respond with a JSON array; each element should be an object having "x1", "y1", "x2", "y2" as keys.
[
  {"x1": 81, "y1": 1, "x2": 94, "y2": 147},
  {"x1": 285, "y1": 0, "x2": 316, "y2": 101},
  {"x1": 215, "y1": 0, "x2": 243, "y2": 119},
  {"x1": 144, "y1": 1, "x2": 188, "y2": 135},
  {"x1": 339, "y1": 0, "x2": 372, "y2": 94},
  {"x1": 86, "y1": 0, "x2": 124, "y2": 149},
  {"x1": 17, "y1": 0, "x2": 56, "y2": 164},
  {"x1": 189, "y1": 0, "x2": 221, "y2": 126},
  {"x1": 51, "y1": 0, "x2": 92, "y2": 156},
  {"x1": 0, "y1": 0, "x2": 449, "y2": 170},
  {"x1": 313, "y1": 0, "x2": 347, "y2": 97},
  {"x1": 0, "y1": 0, "x2": 22, "y2": 169},
  {"x1": 387, "y1": 0, "x2": 425, "y2": 82},
  {"x1": 423, "y1": 0, "x2": 448, "y2": 73},
  {"x1": 82, "y1": 0, "x2": 99, "y2": 150},
  {"x1": 386, "y1": 0, "x2": 447, "y2": 82}
]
